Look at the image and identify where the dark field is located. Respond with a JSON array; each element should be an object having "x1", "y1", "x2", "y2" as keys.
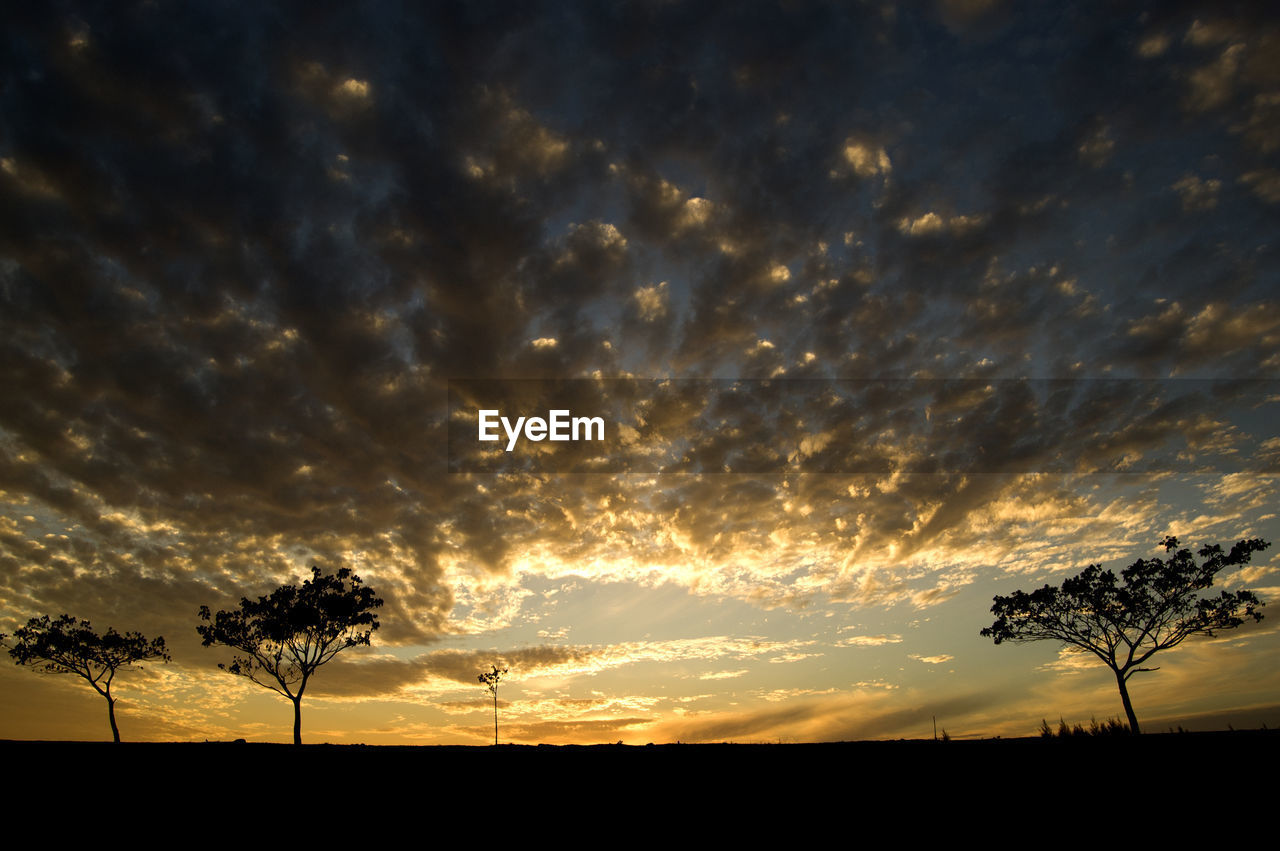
[{"x1": 6, "y1": 731, "x2": 1274, "y2": 817}]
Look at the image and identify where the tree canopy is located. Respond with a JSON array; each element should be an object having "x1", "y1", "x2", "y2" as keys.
[
  {"x1": 981, "y1": 536, "x2": 1268, "y2": 733},
  {"x1": 197, "y1": 565, "x2": 382, "y2": 744},
  {"x1": 6, "y1": 614, "x2": 169, "y2": 742}
]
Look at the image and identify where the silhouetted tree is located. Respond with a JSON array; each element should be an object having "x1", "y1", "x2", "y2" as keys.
[
  {"x1": 198, "y1": 565, "x2": 382, "y2": 744},
  {"x1": 5, "y1": 614, "x2": 169, "y2": 742},
  {"x1": 982, "y1": 537, "x2": 1268, "y2": 733},
  {"x1": 479, "y1": 664, "x2": 508, "y2": 745}
]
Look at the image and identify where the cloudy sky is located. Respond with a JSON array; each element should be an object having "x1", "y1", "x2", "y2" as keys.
[{"x1": 3, "y1": 0, "x2": 1279, "y2": 744}]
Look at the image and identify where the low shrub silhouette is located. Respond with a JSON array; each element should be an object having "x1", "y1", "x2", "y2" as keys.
[{"x1": 1041, "y1": 715, "x2": 1133, "y2": 738}]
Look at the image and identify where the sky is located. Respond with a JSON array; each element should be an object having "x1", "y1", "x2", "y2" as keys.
[{"x1": 2, "y1": 0, "x2": 1279, "y2": 745}]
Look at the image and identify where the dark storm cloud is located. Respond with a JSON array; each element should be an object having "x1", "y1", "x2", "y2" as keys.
[
  {"x1": 1, "y1": 0, "x2": 1278, "y2": 669},
  {"x1": 662, "y1": 688, "x2": 999, "y2": 744},
  {"x1": 311, "y1": 643, "x2": 601, "y2": 697}
]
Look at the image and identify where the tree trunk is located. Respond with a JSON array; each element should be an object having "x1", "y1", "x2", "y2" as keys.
[
  {"x1": 107, "y1": 693, "x2": 120, "y2": 743},
  {"x1": 1115, "y1": 669, "x2": 1141, "y2": 734},
  {"x1": 493, "y1": 690, "x2": 499, "y2": 746},
  {"x1": 293, "y1": 696, "x2": 303, "y2": 745}
]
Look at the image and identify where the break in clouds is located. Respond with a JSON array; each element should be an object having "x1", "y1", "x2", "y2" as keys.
[{"x1": 2, "y1": 1, "x2": 1279, "y2": 742}]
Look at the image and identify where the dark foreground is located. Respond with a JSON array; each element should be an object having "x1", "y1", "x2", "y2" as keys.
[{"x1": 6, "y1": 731, "x2": 1274, "y2": 826}]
